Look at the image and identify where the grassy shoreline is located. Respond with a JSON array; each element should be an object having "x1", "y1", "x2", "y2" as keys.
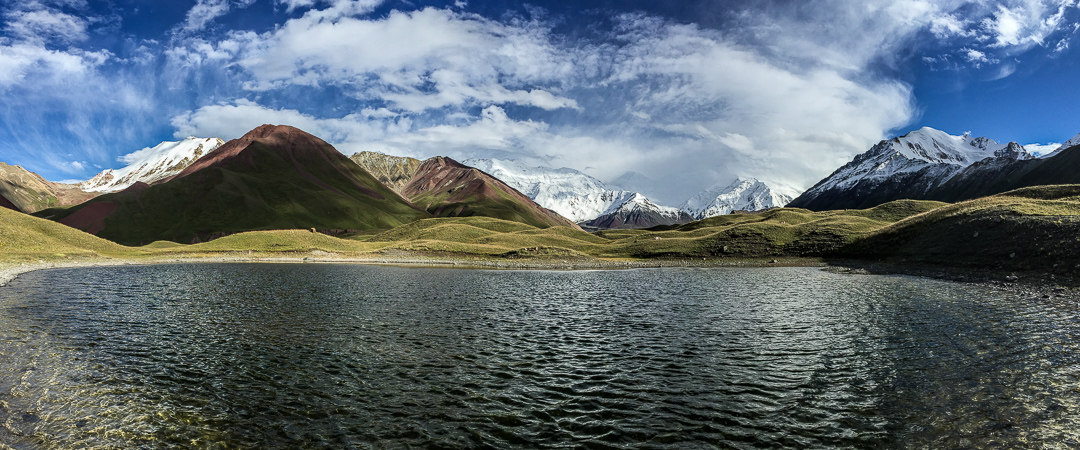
[{"x1": 0, "y1": 253, "x2": 827, "y2": 287}]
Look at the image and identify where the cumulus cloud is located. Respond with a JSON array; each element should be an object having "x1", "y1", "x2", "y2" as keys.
[
  {"x1": 981, "y1": 1, "x2": 1074, "y2": 50},
  {"x1": 226, "y1": 7, "x2": 578, "y2": 112},
  {"x1": 0, "y1": 43, "x2": 107, "y2": 87}
]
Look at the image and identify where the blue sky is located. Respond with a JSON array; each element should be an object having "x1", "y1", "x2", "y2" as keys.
[{"x1": 1, "y1": 0, "x2": 1079, "y2": 203}]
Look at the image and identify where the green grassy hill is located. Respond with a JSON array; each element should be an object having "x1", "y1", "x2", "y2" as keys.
[
  {"x1": 0, "y1": 207, "x2": 141, "y2": 262},
  {"x1": 845, "y1": 185, "x2": 1080, "y2": 274},
  {"x1": 590, "y1": 200, "x2": 945, "y2": 259}
]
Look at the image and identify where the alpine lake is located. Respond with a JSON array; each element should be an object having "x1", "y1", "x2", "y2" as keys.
[{"x1": 1, "y1": 263, "x2": 1078, "y2": 448}]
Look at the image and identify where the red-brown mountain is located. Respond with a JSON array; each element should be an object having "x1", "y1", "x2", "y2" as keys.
[
  {"x1": 37, "y1": 125, "x2": 430, "y2": 245},
  {"x1": 400, "y1": 156, "x2": 582, "y2": 230}
]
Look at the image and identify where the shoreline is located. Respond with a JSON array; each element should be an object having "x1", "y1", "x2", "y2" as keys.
[
  {"x1": 0, "y1": 254, "x2": 825, "y2": 287},
  {"x1": 2, "y1": 254, "x2": 1075, "y2": 298}
]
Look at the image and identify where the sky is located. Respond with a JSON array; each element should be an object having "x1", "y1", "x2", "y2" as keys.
[{"x1": 1, "y1": 0, "x2": 1079, "y2": 204}]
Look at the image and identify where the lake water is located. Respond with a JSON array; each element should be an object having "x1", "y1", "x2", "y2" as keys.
[{"x1": 0, "y1": 263, "x2": 1078, "y2": 448}]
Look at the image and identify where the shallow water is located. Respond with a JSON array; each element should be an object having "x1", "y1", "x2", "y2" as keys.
[{"x1": 0, "y1": 263, "x2": 1078, "y2": 448}]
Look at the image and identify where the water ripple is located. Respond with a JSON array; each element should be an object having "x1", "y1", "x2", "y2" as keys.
[{"x1": 0, "y1": 264, "x2": 1079, "y2": 448}]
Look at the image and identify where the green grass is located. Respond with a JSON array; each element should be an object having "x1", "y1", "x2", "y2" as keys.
[
  {"x1": 845, "y1": 185, "x2": 1080, "y2": 273},
  {"x1": 180, "y1": 229, "x2": 381, "y2": 253},
  {"x1": 0, "y1": 207, "x2": 144, "y2": 263}
]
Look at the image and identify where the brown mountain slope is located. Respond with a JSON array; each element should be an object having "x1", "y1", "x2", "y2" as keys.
[
  {"x1": 37, "y1": 125, "x2": 431, "y2": 245},
  {"x1": 349, "y1": 151, "x2": 422, "y2": 194},
  {"x1": 401, "y1": 156, "x2": 581, "y2": 230},
  {"x1": 0, "y1": 162, "x2": 98, "y2": 213}
]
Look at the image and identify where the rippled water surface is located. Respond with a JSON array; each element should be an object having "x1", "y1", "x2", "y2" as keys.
[{"x1": 1, "y1": 264, "x2": 1080, "y2": 448}]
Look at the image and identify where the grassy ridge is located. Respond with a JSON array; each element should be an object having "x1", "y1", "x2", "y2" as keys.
[
  {"x1": 6, "y1": 187, "x2": 1080, "y2": 278},
  {"x1": 846, "y1": 185, "x2": 1080, "y2": 274},
  {"x1": 0, "y1": 207, "x2": 142, "y2": 262}
]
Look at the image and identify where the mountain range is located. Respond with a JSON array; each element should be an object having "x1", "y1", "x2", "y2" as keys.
[
  {"x1": 349, "y1": 151, "x2": 421, "y2": 193},
  {"x1": 462, "y1": 158, "x2": 791, "y2": 228},
  {"x1": 790, "y1": 127, "x2": 1080, "y2": 210},
  {"x1": 462, "y1": 158, "x2": 637, "y2": 223}
]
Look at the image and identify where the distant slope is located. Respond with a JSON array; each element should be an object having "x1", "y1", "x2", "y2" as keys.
[
  {"x1": 82, "y1": 137, "x2": 225, "y2": 192},
  {"x1": 0, "y1": 162, "x2": 98, "y2": 213},
  {"x1": 38, "y1": 125, "x2": 430, "y2": 245},
  {"x1": 350, "y1": 151, "x2": 422, "y2": 194},
  {"x1": 591, "y1": 199, "x2": 946, "y2": 259},
  {"x1": 401, "y1": 157, "x2": 582, "y2": 230}
]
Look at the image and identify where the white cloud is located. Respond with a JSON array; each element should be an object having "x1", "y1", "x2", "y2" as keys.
[
  {"x1": 226, "y1": 7, "x2": 578, "y2": 112},
  {"x1": 278, "y1": 0, "x2": 319, "y2": 13},
  {"x1": 981, "y1": 1, "x2": 1076, "y2": 50},
  {"x1": 5, "y1": 7, "x2": 88, "y2": 43},
  {"x1": 0, "y1": 43, "x2": 109, "y2": 87},
  {"x1": 61, "y1": 160, "x2": 86, "y2": 172},
  {"x1": 177, "y1": 0, "x2": 257, "y2": 34},
  {"x1": 931, "y1": 14, "x2": 974, "y2": 38},
  {"x1": 1023, "y1": 142, "x2": 1062, "y2": 156}
]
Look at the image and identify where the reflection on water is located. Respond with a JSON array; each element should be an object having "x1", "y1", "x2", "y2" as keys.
[{"x1": 0, "y1": 263, "x2": 1079, "y2": 448}]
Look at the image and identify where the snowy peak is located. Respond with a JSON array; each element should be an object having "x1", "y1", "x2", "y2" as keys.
[
  {"x1": 582, "y1": 192, "x2": 694, "y2": 229},
  {"x1": 879, "y1": 127, "x2": 1008, "y2": 166},
  {"x1": 1060, "y1": 133, "x2": 1080, "y2": 151},
  {"x1": 462, "y1": 158, "x2": 627, "y2": 223},
  {"x1": 681, "y1": 178, "x2": 793, "y2": 220},
  {"x1": 612, "y1": 193, "x2": 683, "y2": 218},
  {"x1": 809, "y1": 127, "x2": 1029, "y2": 194},
  {"x1": 83, "y1": 137, "x2": 225, "y2": 192}
]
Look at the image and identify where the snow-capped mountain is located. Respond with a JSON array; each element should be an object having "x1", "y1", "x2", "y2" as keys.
[
  {"x1": 681, "y1": 178, "x2": 793, "y2": 219},
  {"x1": 583, "y1": 193, "x2": 694, "y2": 229},
  {"x1": 82, "y1": 137, "x2": 225, "y2": 192},
  {"x1": 463, "y1": 158, "x2": 639, "y2": 223},
  {"x1": 789, "y1": 127, "x2": 1033, "y2": 211}
]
